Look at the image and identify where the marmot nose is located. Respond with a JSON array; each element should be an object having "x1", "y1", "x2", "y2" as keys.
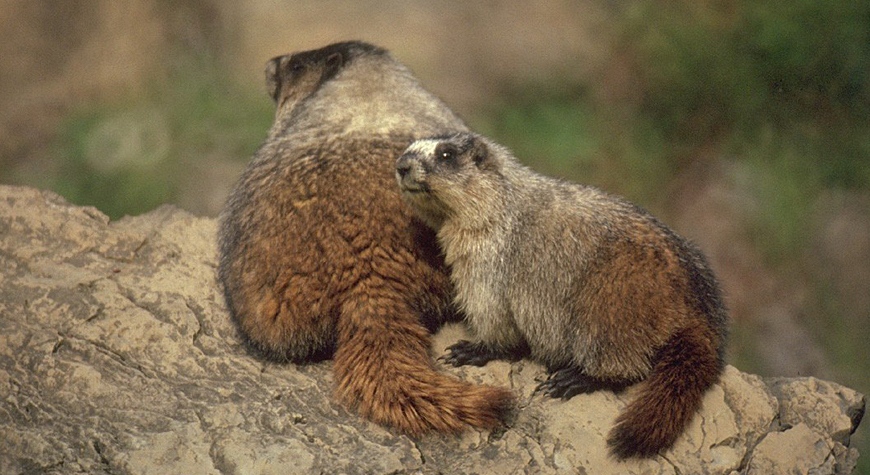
[{"x1": 396, "y1": 162, "x2": 412, "y2": 179}]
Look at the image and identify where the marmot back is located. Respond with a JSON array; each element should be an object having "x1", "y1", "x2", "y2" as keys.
[
  {"x1": 396, "y1": 132, "x2": 728, "y2": 458},
  {"x1": 218, "y1": 42, "x2": 512, "y2": 436}
]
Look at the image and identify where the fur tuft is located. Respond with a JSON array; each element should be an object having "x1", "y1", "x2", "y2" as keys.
[
  {"x1": 333, "y1": 296, "x2": 513, "y2": 435},
  {"x1": 606, "y1": 325, "x2": 722, "y2": 459}
]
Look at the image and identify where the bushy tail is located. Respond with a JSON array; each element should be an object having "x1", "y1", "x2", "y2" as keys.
[
  {"x1": 607, "y1": 325, "x2": 723, "y2": 459},
  {"x1": 333, "y1": 296, "x2": 513, "y2": 435}
]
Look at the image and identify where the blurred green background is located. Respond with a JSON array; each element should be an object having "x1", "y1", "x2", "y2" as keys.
[{"x1": 1, "y1": 1, "x2": 868, "y2": 471}]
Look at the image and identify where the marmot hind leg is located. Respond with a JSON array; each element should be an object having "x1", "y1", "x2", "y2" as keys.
[{"x1": 536, "y1": 366, "x2": 633, "y2": 400}]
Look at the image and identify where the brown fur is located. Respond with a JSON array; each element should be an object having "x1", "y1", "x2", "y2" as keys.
[
  {"x1": 397, "y1": 133, "x2": 728, "y2": 458},
  {"x1": 335, "y1": 293, "x2": 512, "y2": 434},
  {"x1": 218, "y1": 43, "x2": 512, "y2": 436},
  {"x1": 607, "y1": 324, "x2": 721, "y2": 458}
]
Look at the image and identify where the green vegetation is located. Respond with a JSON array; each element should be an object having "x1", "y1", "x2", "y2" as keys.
[
  {"x1": 55, "y1": 60, "x2": 273, "y2": 219},
  {"x1": 471, "y1": 92, "x2": 675, "y2": 214}
]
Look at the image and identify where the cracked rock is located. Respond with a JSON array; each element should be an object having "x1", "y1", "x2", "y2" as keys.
[
  {"x1": 0, "y1": 185, "x2": 866, "y2": 475},
  {"x1": 745, "y1": 423, "x2": 834, "y2": 475}
]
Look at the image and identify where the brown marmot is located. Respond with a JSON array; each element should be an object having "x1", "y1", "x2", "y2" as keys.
[
  {"x1": 218, "y1": 42, "x2": 512, "y2": 436},
  {"x1": 395, "y1": 132, "x2": 728, "y2": 458}
]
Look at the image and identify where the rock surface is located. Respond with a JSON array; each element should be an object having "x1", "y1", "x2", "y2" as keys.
[{"x1": 0, "y1": 185, "x2": 865, "y2": 475}]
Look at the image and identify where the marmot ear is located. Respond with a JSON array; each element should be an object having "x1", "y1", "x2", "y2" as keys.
[
  {"x1": 265, "y1": 56, "x2": 284, "y2": 103},
  {"x1": 471, "y1": 140, "x2": 489, "y2": 168},
  {"x1": 323, "y1": 52, "x2": 344, "y2": 81}
]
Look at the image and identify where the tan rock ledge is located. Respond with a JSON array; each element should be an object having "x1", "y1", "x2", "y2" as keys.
[{"x1": 0, "y1": 185, "x2": 864, "y2": 475}]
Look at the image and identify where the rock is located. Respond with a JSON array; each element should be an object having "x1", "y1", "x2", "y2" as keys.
[
  {"x1": 744, "y1": 423, "x2": 834, "y2": 475},
  {"x1": 768, "y1": 377, "x2": 867, "y2": 446},
  {"x1": 0, "y1": 185, "x2": 865, "y2": 475}
]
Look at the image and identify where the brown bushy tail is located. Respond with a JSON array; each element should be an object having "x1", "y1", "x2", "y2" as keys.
[
  {"x1": 333, "y1": 296, "x2": 513, "y2": 435},
  {"x1": 607, "y1": 325, "x2": 723, "y2": 459}
]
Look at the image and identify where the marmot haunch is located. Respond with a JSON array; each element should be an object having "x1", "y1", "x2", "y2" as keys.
[
  {"x1": 218, "y1": 42, "x2": 512, "y2": 436},
  {"x1": 395, "y1": 132, "x2": 728, "y2": 459}
]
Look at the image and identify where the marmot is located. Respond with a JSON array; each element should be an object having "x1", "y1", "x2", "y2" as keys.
[
  {"x1": 218, "y1": 42, "x2": 512, "y2": 436},
  {"x1": 395, "y1": 132, "x2": 728, "y2": 458}
]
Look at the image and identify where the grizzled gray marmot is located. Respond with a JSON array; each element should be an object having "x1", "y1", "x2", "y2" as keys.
[{"x1": 395, "y1": 132, "x2": 728, "y2": 458}]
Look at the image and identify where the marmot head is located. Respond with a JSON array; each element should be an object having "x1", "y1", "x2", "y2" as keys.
[
  {"x1": 396, "y1": 133, "x2": 503, "y2": 228},
  {"x1": 265, "y1": 41, "x2": 386, "y2": 113},
  {"x1": 264, "y1": 41, "x2": 466, "y2": 138}
]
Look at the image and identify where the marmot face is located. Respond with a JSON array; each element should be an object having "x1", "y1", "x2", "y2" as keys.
[
  {"x1": 395, "y1": 133, "x2": 498, "y2": 227},
  {"x1": 265, "y1": 41, "x2": 385, "y2": 114}
]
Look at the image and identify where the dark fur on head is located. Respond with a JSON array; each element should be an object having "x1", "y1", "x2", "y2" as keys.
[{"x1": 265, "y1": 41, "x2": 385, "y2": 103}]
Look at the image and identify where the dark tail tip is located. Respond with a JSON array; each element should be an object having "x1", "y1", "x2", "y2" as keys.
[
  {"x1": 473, "y1": 385, "x2": 516, "y2": 428},
  {"x1": 605, "y1": 324, "x2": 724, "y2": 459},
  {"x1": 607, "y1": 414, "x2": 670, "y2": 460}
]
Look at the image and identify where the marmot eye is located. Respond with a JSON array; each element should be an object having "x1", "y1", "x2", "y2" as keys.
[
  {"x1": 440, "y1": 150, "x2": 455, "y2": 161},
  {"x1": 291, "y1": 62, "x2": 304, "y2": 74}
]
